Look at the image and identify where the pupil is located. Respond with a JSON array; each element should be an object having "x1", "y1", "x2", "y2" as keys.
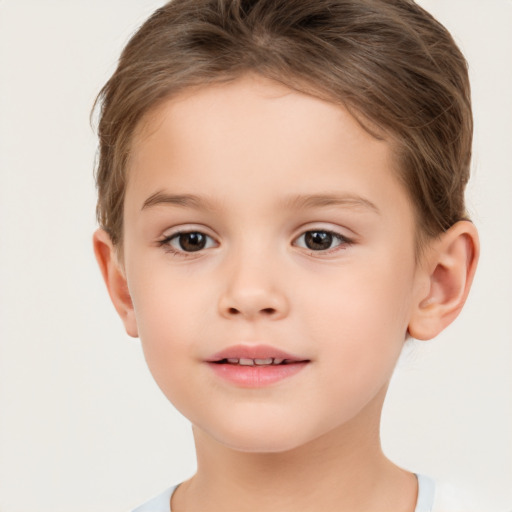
[
  {"x1": 305, "y1": 231, "x2": 332, "y2": 250},
  {"x1": 179, "y1": 232, "x2": 206, "y2": 252}
]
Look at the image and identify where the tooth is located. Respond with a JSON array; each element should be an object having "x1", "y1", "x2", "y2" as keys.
[
  {"x1": 239, "y1": 358, "x2": 255, "y2": 366},
  {"x1": 254, "y1": 358, "x2": 273, "y2": 365},
  {"x1": 272, "y1": 358, "x2": 284, "y2": 365},
  {"x1": 227, "y1": 358, "x2": 239, "y2": 364}
]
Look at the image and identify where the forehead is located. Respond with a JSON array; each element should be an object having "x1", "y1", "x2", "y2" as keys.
[{"x1": 125, "y1": 75, "x2": 411, "y2": 225}]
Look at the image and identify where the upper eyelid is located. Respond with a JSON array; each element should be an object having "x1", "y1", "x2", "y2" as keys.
[
  {"x1": 294, "y1": 230, "x2": 345, "y2": 240},
  {"x1": 160, "y1": 230, "x2": 217, "y2": 246},
  {"x1": 292, "y1": 224, "x2": 355, "y2": 241},
  {"x1": 158, "y1": 225, "x2": 351, "y2": 240},
  {"x1": 160, "y1": 224, "x2": 216, "y2": 239}
]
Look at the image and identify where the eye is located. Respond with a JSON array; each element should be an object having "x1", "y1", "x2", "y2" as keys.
[
  {"x1": 294, "y1": 230, "x2": 349, "y2": 252},
  {"x1": 160, "y1": 231, "x2": 216, "y2": 255}
]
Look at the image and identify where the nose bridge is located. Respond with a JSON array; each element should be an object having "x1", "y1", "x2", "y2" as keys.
[{"x1": 218, "y1": 236, "x2": 289, "y2": 320}]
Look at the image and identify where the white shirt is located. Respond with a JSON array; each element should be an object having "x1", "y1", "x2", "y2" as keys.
[{"x1": 131, "y1": 474, "x2": 483, "y2": 512}]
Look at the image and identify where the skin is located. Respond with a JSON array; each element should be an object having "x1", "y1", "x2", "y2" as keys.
[{"x1": 94, "y1": 74, "x2": 479, "y2": 512}]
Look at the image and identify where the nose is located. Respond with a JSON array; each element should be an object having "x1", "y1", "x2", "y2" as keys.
[{"x1": 217, "y1": 252, "x2": 290, "y2": 321}]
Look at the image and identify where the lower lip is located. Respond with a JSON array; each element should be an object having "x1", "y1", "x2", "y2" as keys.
[{"x1": 207, "y1": 362, "x2": 308, "y2": 387}]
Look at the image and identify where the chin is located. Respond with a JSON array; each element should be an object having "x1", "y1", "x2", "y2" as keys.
[
  {"x1": 221, "y1": 437, "x2": 305, "y2": 454},
  {"x1": 204, "y1": 420, "x2": 321, "y2": 454},
  {"x1": 229, "y1": 438, "x2": 299, "y2": 453}
]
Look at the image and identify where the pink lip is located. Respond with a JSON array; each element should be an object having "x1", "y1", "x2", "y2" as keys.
[
  {"x1": 207, "y1": 344, "x2": 305, "y2": 362},
  {"x1": 206, "y1": 344, "x2": 310, "y2": 388}
]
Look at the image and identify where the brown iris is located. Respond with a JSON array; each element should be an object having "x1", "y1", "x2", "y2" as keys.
[
  {"x1": 304, "y1": 231, "x2": 333, "y2": 251},
  {"x1": 177, "y1": 232, "x2": 207, "y2": 252}
]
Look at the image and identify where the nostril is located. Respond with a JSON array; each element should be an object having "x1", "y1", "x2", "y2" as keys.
[{"x1": 226, "y1": 306, "x2": 276, "y2": 316}]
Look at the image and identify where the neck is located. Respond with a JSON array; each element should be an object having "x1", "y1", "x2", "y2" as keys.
[{"x1": 172, "y1": 388, "x2": 417, "y2": 512}]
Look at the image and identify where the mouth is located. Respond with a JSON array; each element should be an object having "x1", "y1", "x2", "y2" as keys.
[
  {"x1": 212, "y1": 357, "x2": 303, "y2": 366},
  {"x1": 206, "y1": 344, "x2": 310, "y2": 387},
  {"x1": 207, "y1": 344, "x2": 308, "y2": 364}
]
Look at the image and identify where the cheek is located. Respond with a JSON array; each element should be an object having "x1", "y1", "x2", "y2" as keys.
[
  {"x1": 302, "y1": 256, "x2": 414, "y2": 382},
  {"x1": 305, "y1": 255, "x2": 413, "y2": 338},
  {"x1": 129, "y1": 258, "x2": 211, "y2": 334},
  {"x1": 127, "y1": 269, "x2": 213, "y2": 387}
]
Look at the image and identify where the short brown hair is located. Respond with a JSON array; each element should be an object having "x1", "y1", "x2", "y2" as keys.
[{"x1": 94, "y1": 0, "x2": 472, "y2": 248}]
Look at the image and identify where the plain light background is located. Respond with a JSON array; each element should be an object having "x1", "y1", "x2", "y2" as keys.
[{"x1": 0, "y1": 1, "x2": 511, "y2": 511}]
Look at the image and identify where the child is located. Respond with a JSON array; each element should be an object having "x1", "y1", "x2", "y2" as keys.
[{"x1": 92, "y1": 1, "x2": 481, "y2": 510}]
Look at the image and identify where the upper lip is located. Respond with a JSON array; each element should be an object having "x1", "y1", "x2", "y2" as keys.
[{"x1": 206, "y1": 344, "x2": 308, "y2": 363}]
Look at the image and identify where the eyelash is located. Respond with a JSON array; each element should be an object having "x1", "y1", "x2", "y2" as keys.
[
  {"x1": 157, "y1": 230, "x2": 215, "y2": 257},
  {"x1": 293, "y1": 231, "x2": 351, "y2": 256},
  {"x1": 157, "y1": 229, "x2": 352, "y2": 258}
]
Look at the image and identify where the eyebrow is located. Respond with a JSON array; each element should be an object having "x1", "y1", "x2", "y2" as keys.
[
  {"x1": 281, "y1": 193, "x2": 380, "y2": 214},
  {"x1": 141, "y1": 191, "x2": 379, "y2": 215},
  {"x1": 141, "y1": 192, "x2": 218, "y2": 212}
]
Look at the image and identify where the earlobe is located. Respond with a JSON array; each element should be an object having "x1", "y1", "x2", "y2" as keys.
[
  {"x1": 408, "y1": 221, "x2": 479, "y2": 341},
  {"x1": 92, "y1": 229, "x2": 139, "y2": 338}
]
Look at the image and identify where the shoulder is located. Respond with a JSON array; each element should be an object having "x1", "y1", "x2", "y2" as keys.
[
  {"x1": 130, "y1": 485, "x2": 178, "y2": 512},
  {"x1": 432, "y1": 480, "x2": 497, "y2": 512},
  {"x1": 416, "y1": 474, "x2": 498, "y2": 512}
]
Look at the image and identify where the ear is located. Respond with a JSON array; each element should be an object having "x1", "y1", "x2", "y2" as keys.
[
  {"x1": 92, "y1": 229, "x2": 138, "y2": 338},
  {"x1": 408, "y1": 221, "x2": 479, "y2": 341}
]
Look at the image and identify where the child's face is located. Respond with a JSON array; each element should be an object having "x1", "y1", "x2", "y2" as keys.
[{"x1": 120, "y1": 75, "x2": 423, "y2": 452}]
